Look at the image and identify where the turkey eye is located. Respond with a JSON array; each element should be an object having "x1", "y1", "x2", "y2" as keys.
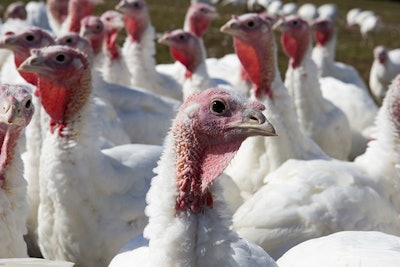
[
  {"x1": 211, "y1": 100, "x2": 226, "y2": 114},
  {"x1": 179, "y1": 34, "x2": 185, "y2": 40},
  {"x1": 25, "y1": 99, "x2": 31, "y2": 109},
  {"x1": 133, "y1": 2, "x2": 140, "y2": 8},
  {"x1": 65, "y1": 38, "x2": 72, "y2": 43},
  {"x1": 247, "y1": 20, "x2": 255, "y2": 28},
  {"x1": 200, "y1": 8, "x2": 205, "y2": 12},
  {"x1": 26, "y1": 35, "x2": 34, "y2": 41},
  {"x1": 56, "y1": 54, "x2": 65, "y2": 62}
]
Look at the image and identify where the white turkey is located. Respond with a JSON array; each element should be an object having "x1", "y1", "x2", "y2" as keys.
[
  {"x1": 59, "y1": 0, "x2": 101, "y2": 34},
  {"x1": 346, "y1": 8, "x2": 361, "y2": 27},
  {"x1": 232, "y1": 75, "x2": 400, "y2": 260},
  {"x1": 0, "y1": 83, "x2": 34, "y2": 257},
  {"x1": 99, "y1": 10, "x2": 131, "y2": 87},
  {"x1": 276, "y1": 15, "x2": 351, "y2": 160},
  {"x1": 26, "y1": 1, "x2": 51, "y2": 31},
  {"x1": 297, "y1": 3, "x2": 318, "y2": 24},
  {"x1": 277, "y1": 231, "x2": 400, "y2": 267},
  {"x1": 56, "y1": 32, "x2": 181, "y2": 145},
  {"x1": 359, "y1": 14, "x2": 383, "y2": 45},
  {"x1": 116, "y1": 0, "x2": 182, "y2": 100},
  {"x1": 317, "y1": 3, "x2": 338, "y2": 21},
  {"x1": 18, "y1": 45, "x2": 164, "y2": 267},
  {"x1": 108, "y1": 88, "x2": 278, "y2": 267},
  {"x1": 46, "y1": 0, "x2": 69, "y2": 35},
  {"x1": 158, "y1": 29, "x2": 232, "y2": 100},
  {"x1": 220, "y1": 13, "x2": 328, "y2": 198},
  {"x1": 369, "y1": 45, "x2": 400, "y2": 105},
  {"x1": 157, "y1": 2, "x2": 219, "y2": 86},
  {"x1": 312, "y1": 18, "x2": 378, "y2": 159}
]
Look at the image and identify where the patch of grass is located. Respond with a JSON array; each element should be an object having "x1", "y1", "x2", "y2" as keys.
[{"x1": 3, "y1": 0, "x2": 400, "y2": 85}]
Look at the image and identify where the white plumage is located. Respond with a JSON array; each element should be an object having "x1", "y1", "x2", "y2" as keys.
[
  {"x1": 311, "y1": 18, "x2": 378, "y2": 159},
  {"x1": 0, "y1": 258, "x2": 74, "y2": 267},
  {"x1": 277, "y1": 231, "x2": 400, "y2": 267},
  {"x1": 109, "y1": 88, "x2": 278, "y2": 267},
  {"x1": 317, "y1": 3, "x2": 338, "y2": 21},
  {"x1": 370, "y1": 45, "x2": 400, "y2": 105},
  {"x1": 220, "y1": 13, "x2": 328, "y2": 198},
  {"x1": 19, "y1": 45, "x2": 163, "y2": 267},
  {"x1": 232, "y1": 75, "x2": 400, "y2": 260},
  {"x1": 0, "y1": 83, "x2": 35, "y2": 258},
  {"x1": 297, "y1": 3, "x2": 318, "y2": 24},
  {"x1": 276, "y1": 15, "x2": 351, "y2": 160},
  {"x1": 116, "y1": 0, "x2": 182, "y2": 100}
]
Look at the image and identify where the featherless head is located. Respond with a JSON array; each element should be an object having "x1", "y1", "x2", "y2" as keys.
[
  {"x1": 56, "y1": 33, "x2": 94, "y2": 62},
  {"x1": 158, "y1": 29, "x2": 202, "y2": 77},
  {"x1": 173, "y1": 88, "x2": 276, "y2": 213},
  {"x1": 100, "y1": 10, "x2": 125, "y2": 32},
  {"x1": 4, "y1": 1, "x2": 27, "y2": 20},
  {"x1": 47, "y1": 0, "x2": 69, "y2": 25},
  {"x1": 115, "y1": 0, "x2": 149, "y2": 41},
  {"x1": 374, "y1": 46, "x2": 388, "y2": 64},
  {"x1": 67, "y1": 0, "x2": 102, "y2": 33},
  {"x1": 311, "y1": 18, "x2": 334, "y2": 46},
  {"x1": 18, "y1": 45, "x2": 91, "y2": 133},
  {"x1": 79, "y1": 15, "x2": 105, "y2": 55},
  {"x1": 274, "y1": 15, "x2": 310, "y2": 68},
  {"x1": 185, "y1": 3, "x2": 219, "y2": 37},
  {"x1": 220, "y1": 13, "x2": 275, "y2": 99},
  {"x1": 0, "y1": 83, "x2": 34, "y2": 128}
]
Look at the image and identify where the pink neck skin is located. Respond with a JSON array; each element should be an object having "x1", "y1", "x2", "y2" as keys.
[
  {"x1": 188, "y1": 15, "x2": 211, "y2": 37},
  {"x1": 314, "y1": 26, "x2": 333, "y2": 47},
  {"x1": 169, "y1": 46, "x2": 201, "y2": 80},
  {"x1": 14, "y1": 54, "x2": 40, "y2": 96},
  {"x1": 89, "y1": 34, "x2": 104, "y2": 56},
  {"x1": 124, "y1": 14, "x2": 148, "y2": 42},
  {"x1": 0, "y1": 124, "x2": 23, "y2": 188},
  {"x1": 173, "y1": 125, "x2": 245, "y2": 214},
  {"x1": 105, "y1": 29, "x2": 121, "y2": 60},
  {"x1": 234, "y1": 37, "x2": 274, "y2": 99},
  {"x1": 281, "y1": 32, "x2": 309, "y2": 69},
  {"x1": 68, "y1": 3, "x2": 96, "y2": 33}
]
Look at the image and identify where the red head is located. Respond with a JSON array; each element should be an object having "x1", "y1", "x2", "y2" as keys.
[
  {"x1": 374, "y1": 46, "x2": 388, "y2": 64},
  {"x1": 80, "y1": 15, "x2": 105, "y2": 55},
  {"x1": 18, "y1": 45, "x2": 91, "y2": 135},
  {"x1": 173, "y1": 88, "x2": 276, "y2": 213},
  {"x1": 4, "y1": 1, "x2": 27, "y2": 20},
  {"x1": 100, "y1": 10, "x2": 124, "y2": 60},
  {"x1": 184, "y1": 3, "x2": 219, "y2": 37},
  {"x1": 220, "y1": 13, "x2": 275, "y2": 99},
  {"x1": 158, "y1": 29, "x2": 202, "y2": 79},
  {"x1": 312, "y1": 18, "x2": 334, "y2": 46},
  {"x1": 275, "y1": 15, "x2": 310, "y2": 68},
  {"x1": 115, "y1": 0, "x2": 149, "y2": 42},
  {"x1": 0, "y1": 27, "x2": 55, "y2": 86}
]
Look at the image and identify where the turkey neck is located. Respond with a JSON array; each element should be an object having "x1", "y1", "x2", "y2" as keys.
[
  {"x1": 124, "y1": 13, "x2": 149, "y2": 42},
  {"x1": 173, "y1": 123, "x2": 244, "y2": 214},
  {"x1": 282, "y1": 32, "x2": 310, "y2": 69},
  {"x1": 105, "y1": 29, "x2": 121, "y2": 60},
  {"x1": 0, "y1": 124, "x2": 23, "y2": 188},
  {"x1": 234, "y1": 34, "x2": 275, "y2": 99},
  {"x1": 37, "y1": 69, "x2": 91, "y2": 136},
  {"x1": 66, "y1": 0, "x2": 96, "y2": 33}
]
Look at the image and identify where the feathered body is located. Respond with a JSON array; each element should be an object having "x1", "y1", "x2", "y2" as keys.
[
  {"x1": 277, "y1": 16, "x2": 351, "y2": 160},
  {"x1": 19, "y1": 46, "x2": 163, "y2": 267},
  {"x1": 220, "y1": 13, "x2": 327, "y2": 198},
  {"x1": 370, "y1": 46, "x2": 400, "y2": 105},
  {"x1": 117, "y1": 0, "x2": 182, "y2": 100},
  {"x1": 232, "y1": 75, "x2": 400, "y2": 260},
  {"x1": 277, "y1": 231, "x2": 400, "y2": 267},
  {"x1": 0, "y1": 84, "x2": 34, "y2": 257},
  {"x1": 109, "y1": 88, "x2": 278, "y2": 267}
]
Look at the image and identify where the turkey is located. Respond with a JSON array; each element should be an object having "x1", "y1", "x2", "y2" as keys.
[
  {"x1": 99, "y1": 10, "x2": 131, "y2": 87},
  {"x1": 116, "y1": 0, "x2": 182, "y2": 100},
  {"x1": 232, "y1": 75, "x2": 400, "y2": 260},
  {"x1": 370, "y1": 45, "x2": 400, "y2": 105},
  {"x1": 26, "y1": 1, "x2": 51, "y2": 31},
  {"x1": 157, "y1": 2, "x2": 219, "y2": 86},
  {"x1": 297, "y1": 3, "x2": 318, "y2": 24},
  {"x1": 18, "y1": 45, "x2": 163, "y2": 267},
  {"x1": 59, "y1": 0, "x2": 101, "y2": 34},
  {"x1": 346, "y1": 8, "x2": 361, "y2": 27},
  {"x1": 158, "y1": 29, "x2": 232, "y2": 100},
  {"x1": 0, "y1": 83, "x2": 34, "y2": 257},
  {"x1": 317, "y1": 3, "x2": 338, "y2": 21},
  {"x1": 108, "y1": 88, "x2": 278, "y2": 267},
  {"x1": 277, "y1": 231, "x2": 400, "y2": 267},
  {"x1": 311, "y1": 18, "x2": 378, "y2": 159},
  {"x1": 220, "y1": 13, "x2": 328, "y2": 198},
  {"x1": 46, "y1": 0, "x2": 69, "y2": 35},
  {"x1": 56, "y1": 32, "x2": 181, "y2": 145},
  {"x1": 3, "y1": 1, "x2": 27, "y2": 21},
  {"x1": 276, "y1": 15, "x2": 351, "y2": 160},
  {"x1": 359, "y1": 14, "x2": 383, "y2": 45}
]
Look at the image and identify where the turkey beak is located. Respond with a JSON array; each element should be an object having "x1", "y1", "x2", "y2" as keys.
[
  {"x1": 234, "y1": 106, "x2": 277, "y2": 137},
  {"x1": 115, "y1": 1, "x2": 128, "y2": 12},
  {"x1": 220, "y1": 17, "x2": 240, "y2": 36},
  {"x1": 272, "y1": 17, "x2": 286, "y2": 31},
  {"x1": 0, "y1": 32, "x2": 17, "y2": 48},
  {"x1": 0, "y1": 99, "x2": 25, "y2": 125},
  {"x1": 18, "y1": 53, "x2": 47, "y2": 74},
  {"x1": 157, "y1": 34, "x2": 171, "y2": 45}
]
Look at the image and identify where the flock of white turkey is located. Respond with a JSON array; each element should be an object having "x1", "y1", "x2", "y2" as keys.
[{"x1": 0, "y1": 0, "x2": 399, "y2": 266}]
